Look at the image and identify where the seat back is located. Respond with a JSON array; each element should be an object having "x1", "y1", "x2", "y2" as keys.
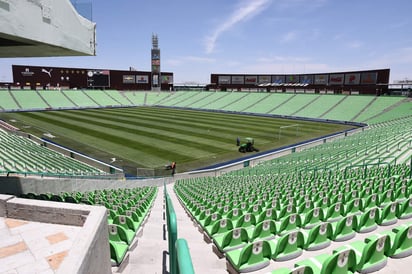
[
  {"x1": 304, "y1": 222, "x2": 332, "y2": 251},
  {"x1": 357, "y1": 235, "x2": 390, "y2": 272},
  {"x1": 272, "y1": 231, "x2": 304, "y2": 261},
  {"x1": 321, "y1": 249, "x2": 357, "y2": 274},
  {"x1": 250, "y1": 220, "x2": 277, "y2": 241},
  {"x1": 389, "y1": 224, "x2": 412, "y2": 258}
]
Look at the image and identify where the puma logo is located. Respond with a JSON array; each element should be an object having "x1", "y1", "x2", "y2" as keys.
[{"x1": 41, "y1": 68, "x2": 53, "y2": 78}]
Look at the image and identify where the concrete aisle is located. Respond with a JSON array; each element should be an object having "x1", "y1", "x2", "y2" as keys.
[{"x1": 121, "y1": 186, "x2": 167, "y2": 274}]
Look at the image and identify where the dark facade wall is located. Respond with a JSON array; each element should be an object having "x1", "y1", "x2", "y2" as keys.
[
  {"x1": 11, "y1": 65, "x2": 173, "y2": 90},
  {"x1": 210, "y1": 69, "x2": 390, "y2": 95}
]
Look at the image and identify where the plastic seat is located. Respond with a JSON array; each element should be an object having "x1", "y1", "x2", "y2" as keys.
[
  {"x1": 235, "y1": 213, "x2": 257, "y2": 231},
  {"x1": 276, "y1": 213, "x2": 301, "y2": 235},
  {"x1": 344, "y1": 198, "x2": 363, "y2": 216},
  {"x1": 213, "y1": 227, "x2": 249, "y2": 258},
  {"x1": 226, "y1": 208, "x2": 243, "y2": 226},
  {"x1": 109, "y1": 241, "x2": 128, "y2": 266},
  {"x1": 200, "y1": 212, "x2": 222, "y2": 231},
  {"x1": 277, "y1": 204, "x2": 297, "y2": 219},
  {"x1": 204, "y1": 218, "x2": 234, "y2": 243},
  {"x1": 334, "y1": 235, "x2": 390, "y2": 273},
  {"x1": 383, "y1": 223, "x2": 412, "y2": 258},
  {"x1": 256, "y1": 207, "x2": 277, "y2": 223},
  {"x1": 296, "y1": 249, "x2": 357, "y2": 274},
  {"x1": 379, "y1": 189, "x2": 395, "y2": 207},
  {"x1": 397, "y1": 197, "x2": 412, "y2": 219},
  {"x1": 356, "y1": 207, "x2": 379, "y2": 233},
  {"x1": 225, "y1": 240, "x2": 272, "y2": 273},
  {"x1": 125, "y1": 210, "x2": 143, "y2": 231},
  {"x1": 249, "y1": 220, "x2": 277, "y2": 242},
  {"x1": 378, "y1": 202, "x2": 398, "y2": 226},
  {"x1": 330, "y1": 215, "x2": 357, "y2": 242},
  {"x1": 301, "y1": 207, "x2": 324, "y2": 229},
  {"x1": 363, "y1": 193, "x2": 380, "y2": 210},
  {"x1": 302, "y1": 222, "x2": 332, "y2": 251},
  {"x1": 270, "y1": 230, "x2": 304, "y2": 261},
  {"x1": 108, "y1": 224, "x2": 129, "y2": 266},
  {"x1": 323, "y1": 202, "x2": 344, "y2": 223},
  {"x1": 270, "y1": 265, "x2": 313, "y2": 274},
  {"x1": 112, "y1": 215, "x2": 136, "y2": 244}
]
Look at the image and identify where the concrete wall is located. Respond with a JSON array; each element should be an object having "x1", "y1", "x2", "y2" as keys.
[
  {"x1": 0, "y1": 0, "x2": 95, "y2": 57},
  {"x1": 0, "y1": 195, "x2": 111, "y2": 274}
]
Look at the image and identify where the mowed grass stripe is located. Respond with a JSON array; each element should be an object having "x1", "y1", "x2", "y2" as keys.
[
  {"x1": 66, "y1": 109, "x2": 238, "y2": 148},
  {"x1": 101, "y1": 107, "x2": 334, "y2": 142},
  {"x1": 49, "y1": 110, "x2": 231, "y2": 154},
  {"x1": 9, "y1": 113, "x2": 170, "y2": 167},
  {"x1": 99, "y1": 107, "x2": 289, "y2": 140},
  {"x1": 21, "y1": 112, "x2": 199, "y2": 163}
]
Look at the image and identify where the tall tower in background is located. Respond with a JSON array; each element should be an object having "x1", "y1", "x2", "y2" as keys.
[{"x1": 151, "y1": 34, "x2": 161, "y2": 91}]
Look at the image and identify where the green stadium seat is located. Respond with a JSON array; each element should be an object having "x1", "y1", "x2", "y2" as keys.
[
  {"x1": 397, "y1": 197, "x2": 412, "y2": 219},
  {"x1": 270, "y1": 265, "x2": 313, "y2": 274},
  {"x1": 112, "y1": 215, "x2": 136, "y2": 244},
  {"x1": 344, "y1": 197, "x2": 363, "y2": 216},
  {"x1": 204, "y1": 218, "x2": 234, "y2": 243},
  {"x1": 235, "y1": 213, "x2": 257, "y2": 231},
  {"x1": 333, "y1": 235, "x2": 390, "y2": 273},
  {"x1": 301, "y1": 207, "x2": 324, "y2": 229},
  {"x1": 125, "y1": 210, "x2": 143, "y2": 231},
  {"x1": 356, "y1": 207, "x2": 379, "y2": 233},
  {"x1": 276, "y1": 213, "x2": 302, "y2": 235},
  {"x1": 330, "y1": 215, "x2": 357, "y2": 242},
  {"x1": 296, "y1": 249, "x2": 357, "y2": 274},
  {"x1": 378, "y1": 202, "x2": 398, "y2": 226},
  {"x1": 270, "y1": 231, "x2": 304, "y2": 261},
  {"x1": 225, "y1": 240, "x2": 272, "y2": 273},
  {"x1": 383, "y1": 223, "x2": 412, "y2": 258},
  {"x1": 212, "y1": 227, "x2": 249, "y2": 258},
  {"x1": 256, "y1": 207, "x2": 277, "y2": 223},
  {"x1": 302, "y1": 222, "x2": 332, "y2": 251},
  {"x1": 249, "y1": 220, "x2": 277, "y2": 242},
  {"x1": 323, "y1": 202, "x2": 344, "y2": 223},
  {"x1": 108, "y1": 224, "x2": 129, "y2": 266}
]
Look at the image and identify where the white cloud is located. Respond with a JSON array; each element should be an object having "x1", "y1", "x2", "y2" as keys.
[
  {"x1": 204, "y1": 0, "x2": 271, "y2": 54},
  {"x1": 346, "y1": 41, "x2": 364, "y2": 49},
  {"x1": 257, "y1": 55, "x2": 311, "y2": 63},
  {"x1": 280, "y1": 31, "x2": 298, "y2": 43}
]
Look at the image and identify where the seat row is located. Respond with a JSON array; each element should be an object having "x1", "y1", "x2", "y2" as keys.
[{"x1": 267, "y1": 222, "x2": 412, "y2": 274}]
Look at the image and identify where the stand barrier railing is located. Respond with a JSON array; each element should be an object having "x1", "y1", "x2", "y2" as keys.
[{"x1": 164, "y1": 183, "x2": 195, "y2": 274}]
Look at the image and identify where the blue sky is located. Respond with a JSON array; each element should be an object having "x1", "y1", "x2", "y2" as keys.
[{"x1": 1, "y1": 0, "x2": 412, "y2": 84}]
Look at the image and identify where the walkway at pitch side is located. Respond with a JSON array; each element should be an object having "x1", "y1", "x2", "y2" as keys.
[{"x1": 122, "y1": 182, "x2": 412, "y2": 274}]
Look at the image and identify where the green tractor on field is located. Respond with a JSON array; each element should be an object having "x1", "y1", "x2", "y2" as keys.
[{"x1": 238, "y1": 137, "x2": 259, "y2": 153}]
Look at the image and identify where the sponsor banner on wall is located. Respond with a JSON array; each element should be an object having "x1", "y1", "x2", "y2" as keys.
[
  {"x1": 231, "y1": 75, "x2": 244, "y2": 84},
  {"x1": 245, "y1": 75, "x2": 257, "y2": 84},
  {"x1": 286, "y1": 75, "x2": 299, "y2": 83},
  {"x1": 361, "y1": 72, "x2": 377, "y2": 84},
  {"x1": 136, "y1": 75, "x2": 149, "y2": 83},
  {"x1": 258, "y1": 75, "x2": 271, "y2": 84},
  {"x1": 123, "y1": 75, "x2": 135, "y2": 84},
  {"x1": 300, "y1": 75, "x2": 313, "y2": 84},
  {"x1": 161, "y1": 75, "x2": 173, "y2": 84},
  {"x1": 272, "y1": 75, "x2": 285, "y2": 84},
  {"x1": 329, "y1": 74, "x2": 344, "y2": 85},
  {"x1": 314, "y1": 74, "x2": 328, "y2": 85},
  {"x1": 344, "y1": 73, "x2": 361, "y2": 85},
  {"x1": 218, "y1": 75, "x2": 231, "y2": 84}
]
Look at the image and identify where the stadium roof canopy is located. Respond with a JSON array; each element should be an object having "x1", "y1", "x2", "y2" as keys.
[{"x1": 0, "y1": 0, "x2": 96, "y2": 57}]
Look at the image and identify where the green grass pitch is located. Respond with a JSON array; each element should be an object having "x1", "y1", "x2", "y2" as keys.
[{"x1": 1, "y1": 107, "x2": 356, "y2": 174}]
